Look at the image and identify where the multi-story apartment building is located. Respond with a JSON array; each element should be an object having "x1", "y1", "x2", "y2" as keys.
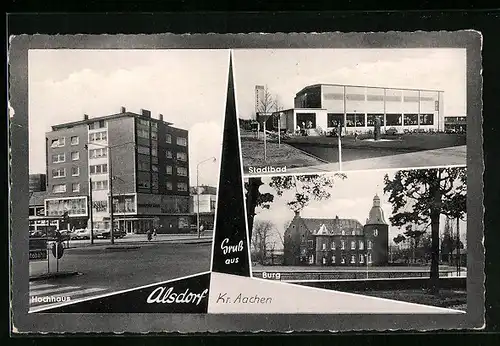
[
  {"x1": 44, "y1": 107, "x2": 190, "y2": 234},
  {"x1": 283, "y1": 194, "x2": 389, "y2": 266},
  {"x1": 262, "y1": 83, "x2": 446, "y2": 135}
]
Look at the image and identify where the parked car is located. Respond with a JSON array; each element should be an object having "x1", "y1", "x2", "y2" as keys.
[
  {"x1": 71, "y1": 228, "x2": 91, "y2": 240},
  {"x1": 386, "y1": 127, "x2": 399, "y2": 136},
  {"x1": 95, "y1": 228, "x2": 126, "y2": 239}
]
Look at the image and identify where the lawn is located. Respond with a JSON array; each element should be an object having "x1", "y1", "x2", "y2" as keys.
[
  {"x1": 286, "y1": 133, "x2": 466, "y2": 151},
  {"x1": 240, "y1": 135, "x2": 325, "y2": 173},
  {"x1": 350, "y1": 289, "x2": 467, "y2": 311}
]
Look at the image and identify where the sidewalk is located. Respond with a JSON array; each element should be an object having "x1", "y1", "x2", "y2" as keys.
[
  {"x1": 61, "y1": 232, "x2": 213, "y2": 249},
  {"x1": 288, "y1": 145, "x2": 466, "y2": 173}
]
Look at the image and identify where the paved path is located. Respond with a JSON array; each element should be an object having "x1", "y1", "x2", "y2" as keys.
[{"x1": 288, "y1": 145, "x2": 466, "y2": 173}]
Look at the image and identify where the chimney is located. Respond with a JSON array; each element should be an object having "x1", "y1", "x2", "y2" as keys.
[
  {"x1": 159, "y1": 114, "x2": 164, "y2": 122},
  {"x1": 120, "y1": 106, "x2": 126, "y2": 113},
  {"x1": 83, "y1": 114, "x2": 89, "y2": 120},
  {"x1": 141, "y1": 109, "x2": 151, "y2": 117}
]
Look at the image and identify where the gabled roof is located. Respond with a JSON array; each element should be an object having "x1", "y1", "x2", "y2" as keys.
[{"x1": 302, "y1": 217, "x2": 364, "y2": 236}]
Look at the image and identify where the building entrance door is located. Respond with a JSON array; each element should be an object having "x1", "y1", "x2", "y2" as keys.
[{"x1": 296, "y1": 113, "x2": 316, "y2": 129}]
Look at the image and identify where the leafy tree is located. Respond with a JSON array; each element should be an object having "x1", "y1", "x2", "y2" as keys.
[
  {"x1": 245, "y1": 174, "x2": 345, "y2": 240},
  {"x1": 403, "y1": 224, "x2": 426, "y2": 264},
  {"x1": 383, "y1": 167, "x2": 466, "y2": 293}
]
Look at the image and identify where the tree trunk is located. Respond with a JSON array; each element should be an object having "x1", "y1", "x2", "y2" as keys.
[
  {"x1": 429, "y1": 174, "x2": 442, "y2": 294},
  {"x1": 246, "y1": 178, "x2": 263, "y2": 241}
]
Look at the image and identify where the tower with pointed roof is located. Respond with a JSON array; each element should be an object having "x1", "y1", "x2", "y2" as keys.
[{"x1": 363, "y1": 194, "x2": 389, "y2": 266}]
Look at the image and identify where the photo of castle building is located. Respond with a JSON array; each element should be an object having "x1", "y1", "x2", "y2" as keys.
[{"x1": 283, "y1": 194, "x2": 389, "y2": 266}]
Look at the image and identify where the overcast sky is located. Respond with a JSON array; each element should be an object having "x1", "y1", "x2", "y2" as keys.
[
  {"x1": 233, "y1": 48, "x2": 466, "y2": 120},
  {"x1": 253, "y1": 169, "x2": 467, "y2": 249},
  {"x1": 28, "y1": 49, "x2": 229, "y2": 187}
]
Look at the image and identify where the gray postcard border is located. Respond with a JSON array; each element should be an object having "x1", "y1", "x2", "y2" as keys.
[{"x1": 9, "y1": 32, "x2": 483, "y2": 333}]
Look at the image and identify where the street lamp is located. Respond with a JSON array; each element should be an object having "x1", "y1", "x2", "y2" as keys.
[
  {"x1": 196, "y1": 156, "x2": 217, "y2": 239},
  {"x1": 85, "y1": 141, "x2": 135, "y2": 245}
]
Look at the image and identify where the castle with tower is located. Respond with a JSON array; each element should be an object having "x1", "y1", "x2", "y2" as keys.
[{"x1": 283, "y1": 194, "x2": 389, "y2": 266}]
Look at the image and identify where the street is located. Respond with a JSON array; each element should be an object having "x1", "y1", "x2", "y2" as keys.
[{"x1": 29, "y1": 241, "x2": 212, "y2": 311}]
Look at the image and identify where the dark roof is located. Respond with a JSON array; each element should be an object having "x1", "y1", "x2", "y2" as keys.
[
  {"x1": 29, "y1": 191, "x2": 48, "y2": 206},
  {"x1": 302, "y1": 217, "x2": 364, "y2": 236},
  {"x1": 51, "y1": 111, "x2": 174, "y2": 131},
  {"x1": 296, "y1": 83, "x2": 444, "y2": 96}
]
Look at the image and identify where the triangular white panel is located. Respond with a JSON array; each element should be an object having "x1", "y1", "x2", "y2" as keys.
[{"x1": 208, "y1": 273, "x2": 464, "y2": 314}]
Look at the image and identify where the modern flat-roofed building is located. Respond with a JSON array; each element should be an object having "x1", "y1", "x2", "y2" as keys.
[
  {"x1": 190, "y1": 185, "x2": 217, "y2": 230},
  {"x1": 44, "y1": 107, "x2": 190, "y2": 234},
  {"x1": 264, "y1": 83, "x2": 445, "y2": 135}
]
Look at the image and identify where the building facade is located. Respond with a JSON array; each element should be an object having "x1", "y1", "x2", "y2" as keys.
[
  {"x1": 43, "y1": 107, "x2": 191, "y2": 234},
  {"x1": 268, "y1": 83, "x2": 446, "y2": 135},
  {"x1": 283, "y1": 194, "x2": 389, "y2": 266},
  {"x1": 190, "y1": 185, "x2": 217, "y2": 230},
  {"x1": 29, "y1": 174, "x2": 47, "y2": 193}
]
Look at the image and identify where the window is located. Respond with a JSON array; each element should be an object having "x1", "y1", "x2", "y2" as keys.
[
  {"x1": 373, "y1": 229, "x2": 378, "y2": 237},
  {"x1": 52, "y1": 153, "x2": 65, "y2": 163},
  {"x1": 151, "y1": 143, "x2": 158, "y2": 157},
  {"x1": 137, "y1": 146, "x2": 150, "y2": 155},
  {"x1": 404, "y1": 114, "x2": 418, "y2": 126},
  {"x1": 90, "y1": 164, "x2": 108, "y2": 175},
  {"x1": 166, "y1": 165, "x2": 173, "y2": 175},
  {"x1": 151, "y1": 122, "x2": 158, "y2": 129},
  {"x1": 165, "y1": 134, "x2": 172, "y2": 144},
  {"x1": 420, "y1": 114, "x2": 434, "y2": 126},
  {"x1": 166, "y1": 181, "x2": 173, "y2": 190},
  {"x1": 176, "y1": 136, "x2": 187, "y2": 146},
  {"x1": 322, "y1": 257, "x2": 326, "y2": 265},
  {"x1": 368, "y1": 240, "x2": 373, "y2": 250},
  {"x1": 327, "y1": 113, "x2": 344, "y2": 127},
  {"x1": 70, "y1": 136, "x2": 79, "y2": 145},
  {"x1": 89, "y1": 120, "x2": 106, "y2": 130},
  {"x1": 367, "y1": 114, "x2": 385, "y2": 126},
  {"x1": 368, "y1": 253, "x2": 372, "y2": 264},
  {"x1": 359, "y1": 254, "x2": 364, "y2": 264},
  {"x1": 351, "y1": 241, "x2": 356, "y2": 250},
  {"x1": 71, "y1": 166, "x2": 80, "y2": 176},
  {"x1": 309, "y1": 255, "x2": 314, "y2": 264},
  {"x1": 72, "y1": 183, "x2": 80, "y2": 192},
  {"x1": 177, "y1": 182, "x2": 188, "y2": 192},
  {"x1": 138, "y1": 119, "x2": 149, "y2": 126},
  {"x1": 351, "y1": 229, "x2": 356, "y2": 235},
  {"x1": 331, "y1": 255, "x2": 336, "y2": 264},
  {"x1": 137, "y1": 128, "x2": 150, "y2": 139},
  {"x1": 71, "y1": 151, "x2": 80, "y2": 161},
  {"x1": 51, "y1": 138, "x2": 65, "y2": 148},
  {"x1": 341, "y1": 240, "x2": 345, "y2": 250},
  {"x1": 322, "y1": 243, "x2": 326, "y2": 250},
  {"x1": 177, "y1": 167, "x2": 188, "y2": 176},
  {"x1": 341, "y1": 256, "x2": 346, "y2": 264},
  {"x1": 138, "y1": 161, "x2": 150, "y2": 171},
  {"x1": 386, "y1": 114, "x2": 402, "y2": 126},
  {"x1": 176, "y1": 152, "x2": 187, "y2": 161},
  {"x1": 351, "y1": 255, "x2": 356, "y2": 264},
  {"x1": 331, "y1": 241, "x2": 335, "y2": 250},
  {"x1": 359, "y1": 240, "x2": 364, "y2": 250},
  {"x1": 89, "y1": 148, "x2": 107, "y2": 158},
  {"x1": 52, "y1": 168, "x2": 65, "y2": 178},
  {"x1": 166, "y1": 150, "x2": 173, "y2": 159},
  {"x1": 152, "y1": 164, "x2": 159, "y2": 172},
  {"x1": 341, "y1": 229, "x2": 345, "y2": 236},
  {"x1": 151, "y1": 129, "x2": 158, "y2": 140},
  {"x1": 89, "y1": 131, "x2": 107, "y2": 142},
  {"x1": 52, "y1": 184, "x2": 66, "y2": 193},
  {"x1": 91, "y1": 180, "x2": 108, "y2": 190}
]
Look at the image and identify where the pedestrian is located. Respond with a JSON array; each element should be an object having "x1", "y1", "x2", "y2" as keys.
[
  {"x1": 147, "y1": 229, "x2": 152, "y2": 241},
  {"x1": 153, "y1": 228, "x2": 157, "y2": 239},
  {"x1": 354, "y1": 132, "x2": 358, "y2": 141}
]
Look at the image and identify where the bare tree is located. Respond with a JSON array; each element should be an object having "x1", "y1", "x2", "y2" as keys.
[
  {"x1": 256, "y1": 85, "x2": 275, "y2": 115},
  {"x1": 251, "y1": 220, "x2": 275, "y2": 265}
]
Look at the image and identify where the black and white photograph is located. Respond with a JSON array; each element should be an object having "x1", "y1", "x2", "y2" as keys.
[
  {"x1": 244, "y1": 167, "x2": 467, "y2": 312},
  {"x1": 235, "y1": 49, "x2": 467, "y2": 176},
  {"x1": 9, "y1": 30, "x2": 483, "y2": 333},
  {"x1": 27, "y1": 49, "x2": 224, "y2": 312}
]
